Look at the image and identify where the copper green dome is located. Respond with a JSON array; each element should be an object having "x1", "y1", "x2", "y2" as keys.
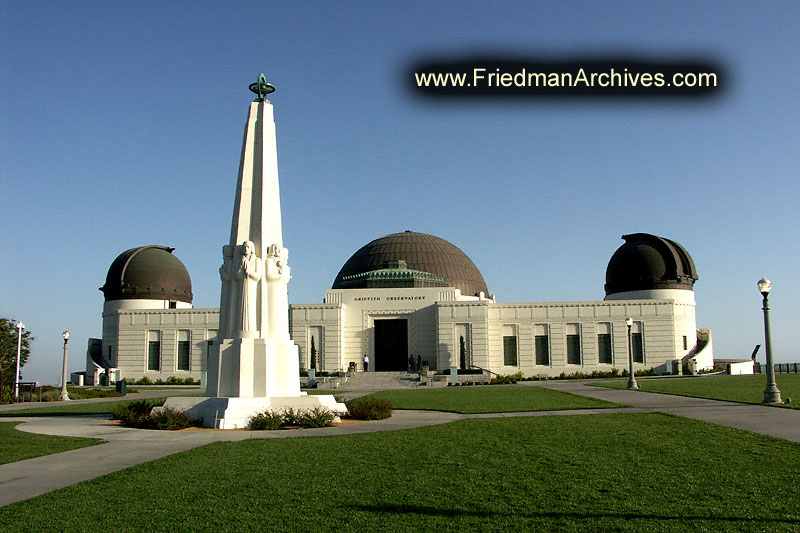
[
  {"x1": 605, "y1": 233, "x2": 698, "y2": 296},
  {"x1": 333, "y1": 231, "x2": 489, "y2": 297},
  {"x1": 100, "y1": 245, "x2": 193, "y2": 303}
]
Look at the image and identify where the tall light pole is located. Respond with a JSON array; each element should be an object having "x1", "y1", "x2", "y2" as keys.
[
  {"x1": 61, "y1": 331, "x2": 71, "y2": 401},
  {"x1": 758, "y1": 278, "x2": 782, "y2": 404},
  {"x1": 14, "y1": 322, "x2": 25, "y2": 402},
  {"x1": 625, "y1": 317, "x2": 638, "y2": 390}
]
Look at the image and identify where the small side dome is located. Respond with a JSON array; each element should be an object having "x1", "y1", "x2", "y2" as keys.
[
  {"x1": 605, "y1": 233, "x2": 698, "y2": 296},
  {"x1": 100, "y1": 245, "x2": 193, "y2": 303}
]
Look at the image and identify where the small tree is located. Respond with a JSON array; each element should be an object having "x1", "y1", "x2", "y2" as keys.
[
  {"x1": 310, "y1": 336, "x2": 317, "y2": 371},
  {"x1": 1, "y1": 318, "x2": 34, "y2": 403},
  {"x1": 459, "y1": 335, "x2": 467, "y2": 370}
]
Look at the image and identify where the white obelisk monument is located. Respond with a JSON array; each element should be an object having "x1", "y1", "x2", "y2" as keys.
[{"x1": 165, "y1": 75, "x2": 346, "y2": 428}]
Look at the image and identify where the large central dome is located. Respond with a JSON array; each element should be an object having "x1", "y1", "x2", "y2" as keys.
[{"x1": 332, "y1": 231, "x2": 489, "y2": 297}]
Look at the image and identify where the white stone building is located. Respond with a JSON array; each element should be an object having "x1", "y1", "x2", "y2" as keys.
[
  {"x1": 85, "y1": 231, "x2": 713, "y2": 383},
  {"x1": 84, "y1": 245, "x2": 218, "y2": 384},
  {"x1": 289, "y1": 231, "x2": 713, "y2": 377}
]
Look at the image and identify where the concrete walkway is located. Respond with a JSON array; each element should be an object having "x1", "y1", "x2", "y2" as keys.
[
  {"x1": 2, "y1": 382, "x2": 799, "y2": 507},
  {"x1": 532, "y1": 381, "x2": 800, "y2": 443}
]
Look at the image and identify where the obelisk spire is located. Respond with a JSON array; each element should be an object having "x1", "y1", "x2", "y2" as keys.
[
  {"x1": 221, "y1": 74, "x2": 285, "y2": 339},
  {"x1": 169, "y1": 74, "x2": 346, "y2": 425}
]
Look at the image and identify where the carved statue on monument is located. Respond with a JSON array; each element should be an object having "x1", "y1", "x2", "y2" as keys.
[
  {"x1": 237, "y1": 240, "x2": 262, "y2": 338},
  {"x1": 218, "y1": 244, "x2": 235, "y2": 339},
  {"x1": 265, "y1": 243, "x2": 291, "y2": 340}
]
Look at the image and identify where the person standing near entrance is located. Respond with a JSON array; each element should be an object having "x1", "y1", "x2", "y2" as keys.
[
  {"x1": 416, "y1": 354, "x2": 422, "y2": 372},
  {"x1": 363, "y1": 353, "x2": 369, "y2": 372},
  {"x1": 408, "y1": 354, "x2": 415, "y2": 372}
]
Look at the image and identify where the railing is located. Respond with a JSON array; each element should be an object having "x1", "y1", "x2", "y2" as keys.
[
  {"x1": 754, "y1": 363, "x2": 799, "y2": 374},
  {"x1": 468, "y1": 365, "x2": 500, "y2": 378}
]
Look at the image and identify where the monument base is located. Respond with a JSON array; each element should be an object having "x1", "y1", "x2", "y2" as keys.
[
  {"x1": 163, "y1": 394, "x2": 348, "y2": 429},
  {"x1": 207, "y1": 337, "x2": 302, "y2": 398}
]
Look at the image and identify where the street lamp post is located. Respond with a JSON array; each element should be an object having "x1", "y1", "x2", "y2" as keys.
[
  {"x1": 14, "y1": 322, "x2": 25, "y2": 402},
  {"x1": 61, "y1": 331, "x2": 71, "y2": 401},
  {"x1": 625, "y1": 317, "x2": 638, "y2": 390},
  {"x1": 758, "y1": 278, "x2": 782, "y2": 404}
]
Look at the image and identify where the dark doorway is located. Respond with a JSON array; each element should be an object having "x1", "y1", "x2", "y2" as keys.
[{"x1": 374, "y1": 319, "x2": 408, "y2": 371}]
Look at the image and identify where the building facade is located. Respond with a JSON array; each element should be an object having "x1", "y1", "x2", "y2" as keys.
[
  {"x1": 85, "y1": 232, "x2": 713, "y2": 383},
  {"x1": 84, "y1": 245, "x2": 218, "y2": 384},
  {"x1": 289, "y1": 231, "x2": 713, "y2": 377}
]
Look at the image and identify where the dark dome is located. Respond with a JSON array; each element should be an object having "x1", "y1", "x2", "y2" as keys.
[
  {"x1": 333, "y1": 231, "x2": 489, "y2": 297},
  {"x1": 100, "y1": 245, "x2": 193, "y2": 303},
  {"x1": 605, "y1": 233, "x2": 698, "y2": 296}
]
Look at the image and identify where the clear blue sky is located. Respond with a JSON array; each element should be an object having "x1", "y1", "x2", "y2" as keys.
[{"x1": 2, "y1": 1, "x2": 798, "y2": 384}]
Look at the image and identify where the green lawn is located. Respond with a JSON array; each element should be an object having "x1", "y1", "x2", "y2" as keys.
[
  {"x1": 368, "y1": 385, "x2": 621, "y2": 413},
  {"x1": 0, "y1": 422, "x2": 102, "y2": 465},
  {"x1": 592, "y1": 374, "x2": 800, "y2": 408},
  {"x1": 1, "y1": 413, "x2": 797, "y2": 531},
  {"x1": 0, "y1": 398, "x2": 168, "y2": 417}
]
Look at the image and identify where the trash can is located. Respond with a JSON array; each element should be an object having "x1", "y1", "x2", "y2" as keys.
[{"x1": 115, "y1": 380, "x2": 127, "y2": 396}]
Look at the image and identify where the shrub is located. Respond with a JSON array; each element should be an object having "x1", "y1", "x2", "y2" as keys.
[
  {"x1": 115, "y1": 400, "x2": 199, "y2": 430},
  {"x1": 345, "y1": 397, "x2": 392, "y2": 420},
  {"x1": 136, "y1": 376, "x2": 153, "y2": 385},
  {"x1": 246, "y1": 410, "x2": 283, "y2": 430},
  {"x1": 490, "y1": 371, "x2": 523, "y2": 385},
  {"x1": 146, "y1": 406, "x2": 201, "y2": 430},
  {"x1": 112, "y1": 398, "x2": 166, "y2": 426},
  {"x1": 297, "y1": 407, "x2": 335, "y2": 428},
  {"x1": 280, "y1": 407, "x2": 302, "y2": 426}
]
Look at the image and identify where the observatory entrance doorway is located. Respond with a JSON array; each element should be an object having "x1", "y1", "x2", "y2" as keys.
[{"x1": 374, "y1": 319, "x2": 408, "y2": 371}]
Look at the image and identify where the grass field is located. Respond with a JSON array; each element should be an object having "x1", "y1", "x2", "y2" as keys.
[
  {"x1": 0, "y1": 398, "x2": 169, "y2": 417},
  {"x1": 1, "y1": 413, "x2": 797, "y2": 531},
  {"x1": 593, "y1": 374, "x2": 800, "y2": 408},
  {"x1": 0, "y1": 422, "x2": 102, "y2": 465},
  {"x1": 368, "y1": 385, "x2": 621, "y2": 413}
]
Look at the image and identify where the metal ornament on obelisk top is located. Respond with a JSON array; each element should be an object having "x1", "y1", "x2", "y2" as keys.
[{"x1": 163, "y1": 75, "x2": 347, "y2": 428}]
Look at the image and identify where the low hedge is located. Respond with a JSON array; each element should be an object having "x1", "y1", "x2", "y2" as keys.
[
  {"x1": 246, "y1": 407, "x2": 337, "y2": 430},
  {"x1": 345, "y1": 397, "x2": 392, "y2": 420},
  {"x1": 112, "y1": 398, "x2": 201, "y2": 430}
]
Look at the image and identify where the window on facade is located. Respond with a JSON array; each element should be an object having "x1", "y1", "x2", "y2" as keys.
[
  {"x1": 177, "y1": 330, "x2": 190, "y2": 371},
  {"x1": 683, "y1": 336, "x2": 688, "y2": 350},
  {"x1": 566, "y1": 324, "x2": 581, "y2": 365},
  {"x1": 535, "y1": 335, "x2": 549, "y2": 366},
  {"x1": 502, "y1": 325, "x2": 518, "y2": 366},
  {"x1": 147, "y1": 331, "x2": 161, "y2": 371},
  {"x1": 168, "y1": 301, "x2": 177, "y2": 309},
  {"x1": 503, "y1": 336, "x2": 518, "y2": 366},
  {"x1": 597, "y1": 323, "x2": 612, "y2": 364},
  {"x1": 632, "y1": 332, "x2": 644, "y2": 363},
  {"x1": 598, "y1": 334, "x2": 612, "y2": 364}
]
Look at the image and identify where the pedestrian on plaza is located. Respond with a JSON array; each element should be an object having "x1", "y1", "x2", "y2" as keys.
[{"x1": 363, "y1": 353, "x2": 369, "y2": 372}]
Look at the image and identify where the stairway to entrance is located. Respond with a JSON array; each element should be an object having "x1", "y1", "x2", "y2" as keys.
[{"x1": 341, "y1": 371, "x2": 440, "y2": 390}]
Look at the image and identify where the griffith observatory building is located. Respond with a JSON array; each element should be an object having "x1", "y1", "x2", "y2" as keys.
[{"x1": 84, "y1": 230, "x2": 714, "y2": 384}]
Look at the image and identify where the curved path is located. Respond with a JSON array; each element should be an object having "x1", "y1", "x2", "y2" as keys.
[{"x1": 2, "y1": 382, "x2": 799, "y2": 507}]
